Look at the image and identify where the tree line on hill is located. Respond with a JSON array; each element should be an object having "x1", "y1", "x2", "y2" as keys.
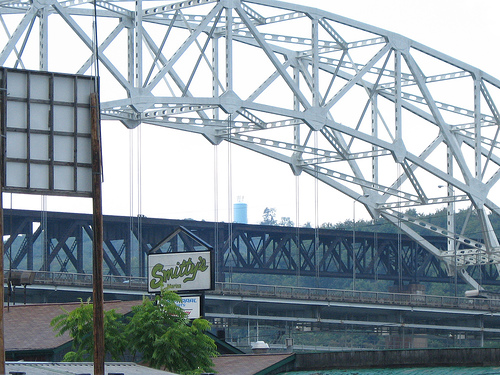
[{"x1": 261, "y1": 206, "x2": 497, "y2": 240}]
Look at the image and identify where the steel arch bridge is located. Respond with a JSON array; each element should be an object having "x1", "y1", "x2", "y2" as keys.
[{"x1": 0, "y1": 0, "x2": 499, "y2": 290}]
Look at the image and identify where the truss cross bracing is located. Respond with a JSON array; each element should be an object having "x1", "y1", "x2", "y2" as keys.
[
  {"x1": 4, "y1": 209, "x2": 500, "y2": 287},
  {"x1": 0, "y1": 0, "x2": 499, "y2": 290}
]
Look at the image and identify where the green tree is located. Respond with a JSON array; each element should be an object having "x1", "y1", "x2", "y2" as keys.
[
  {"x1": 261, "y1": 207, "x2": 277, "y2": 225},
  {"x1": 279, "y1": 216, "x2": 294, "y2": 227},
  {"x1": 126, "y1": 290, "x2": 218, "y2": 374},
  {"x1": 50, "y1": 299, "x2": 127, "y2": 362},
  {"x1": 51, "y1": 292, "x2": 217, "y2": 374}
]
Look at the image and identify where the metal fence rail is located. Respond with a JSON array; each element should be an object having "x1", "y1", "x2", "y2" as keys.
[
  {"x1": 10, "y1": 270, "x2": 500, "y2": 312},
  {"x1": 9, "y1": 270, "x2": 147, "y2": 291},
  {"x1": 212, "y1": 282, "x2": 500, "y2": 312}
]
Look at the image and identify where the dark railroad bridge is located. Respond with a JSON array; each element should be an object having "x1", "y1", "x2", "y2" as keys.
[{"x1": 3, "y1": 209, "x2": 499, "y2": 287}]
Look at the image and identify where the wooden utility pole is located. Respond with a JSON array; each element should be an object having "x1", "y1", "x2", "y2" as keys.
[
  {"x1": 0, "y1": 187, "x2": 5, "y2": 375},
  {"x1": 91, "y1": 92, "x2": 105, "y2": 375},
  {"x1": 0, "y1": 81, "x2": 5, "y2": 374}
]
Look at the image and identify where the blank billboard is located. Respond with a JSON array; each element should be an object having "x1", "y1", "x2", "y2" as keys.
[{"x1": 0, "y1": 68, "x2": 96, "y2": 197}]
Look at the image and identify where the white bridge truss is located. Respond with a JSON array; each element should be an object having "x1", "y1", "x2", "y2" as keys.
[{"x1": 0, "y1": 0, "x2": 499, "y2": 290}]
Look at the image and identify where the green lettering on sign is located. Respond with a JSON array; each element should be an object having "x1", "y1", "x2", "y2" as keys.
[{"x1": 149, "y1": 255, "x2": 209, "y2": 290}]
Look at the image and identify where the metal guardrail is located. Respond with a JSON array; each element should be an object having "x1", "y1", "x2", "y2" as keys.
[
  {"x1": 27, "y1": 271, "x2": 148, "y2": 291},
  {"x1": 212, "y1": 282, "x2": 500, "y2": 312},
  {"x1": 9, "y1": 270, "x2": 500, "y2": 312}
]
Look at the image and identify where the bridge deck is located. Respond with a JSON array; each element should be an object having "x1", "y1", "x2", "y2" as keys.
[
  {"x1": 9, "y1": 270, "x2": 500, "y2": 350},
  {"x1": 17, "y1": 270, "x2": 500, "y2": 313}
]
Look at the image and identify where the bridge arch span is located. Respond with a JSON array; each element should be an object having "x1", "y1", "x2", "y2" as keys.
[{"x1": 0, "y1": 0, "x2": 499, "y2": 289}]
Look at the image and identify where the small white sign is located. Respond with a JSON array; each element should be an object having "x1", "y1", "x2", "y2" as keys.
[
  {"x1": 176, "y1": 296, "x2": 201, "y2": 319},
  {"x1": 148, "y1": 251, "x2": 212, "y2": 293}
]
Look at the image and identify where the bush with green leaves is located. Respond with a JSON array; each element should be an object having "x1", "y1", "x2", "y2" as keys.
[
  {"x1": 127, "y1": 291, "x2": 217, "y2": 373},
  {"x1": 51, "y1": 291, "x2": 218, "y2": 375},
  {"x1": 50, "y1": 298, "x2": 127, "y2": 362}
]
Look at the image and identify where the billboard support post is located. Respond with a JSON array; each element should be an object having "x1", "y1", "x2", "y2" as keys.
[
  {"x1": 0, "y1": 159, "x2": 5, "y2": 375},
  {"x1": 0, "y1": 70, "x2": 6, "y2": 375},
  {"x1": 91, "y1": 92, "x2": 105, "y2": 375}
]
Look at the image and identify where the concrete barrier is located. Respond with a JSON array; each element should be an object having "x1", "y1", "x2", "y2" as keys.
[{"x1": 291, "y1": 348, "x2": 500, "y2": 371}]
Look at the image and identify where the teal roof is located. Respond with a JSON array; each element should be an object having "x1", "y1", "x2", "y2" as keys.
[{"x1": 282, "y1": 367, "x2": 500, "y2": 375}]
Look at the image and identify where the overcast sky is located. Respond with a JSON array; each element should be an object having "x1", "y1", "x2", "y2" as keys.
[{"x1": 7, "y1": 0, "x2": 500, "y2": 227}]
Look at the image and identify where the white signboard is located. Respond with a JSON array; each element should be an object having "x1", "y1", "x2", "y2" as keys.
[
  {"x1": 176, "y1": 296, "x2": 201, "y2": 319},
  {"x1": 148, "y1": 251, "x2": 212, "y2": 293},
  {"x1": 1, "y1": 68, "x2": 95, "y2": 197}
]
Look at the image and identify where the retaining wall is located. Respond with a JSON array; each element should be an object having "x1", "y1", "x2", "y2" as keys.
[{"x1": 290, "y1": 348, "x2": 500, "y2": 371}]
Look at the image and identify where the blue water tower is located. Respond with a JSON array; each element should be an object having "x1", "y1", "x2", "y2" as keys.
[{"x1": 234, "y1": 196, "x2": 248, "y2": 224}]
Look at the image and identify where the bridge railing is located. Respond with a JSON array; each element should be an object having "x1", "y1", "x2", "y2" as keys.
[
  {"x1": 213, "y1": 282, "x2": 500, "y2": 312},
  {"x1": 9, "y1": 270, "x2": 500, "y2": 312},
  {"x1": 18, "y1": 271, "x2": 148, "y2": 291}
]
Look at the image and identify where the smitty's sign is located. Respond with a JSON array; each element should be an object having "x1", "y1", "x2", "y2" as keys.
[{"x1": 148, "y1": 251, "x2": 212, "y2": 293}]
